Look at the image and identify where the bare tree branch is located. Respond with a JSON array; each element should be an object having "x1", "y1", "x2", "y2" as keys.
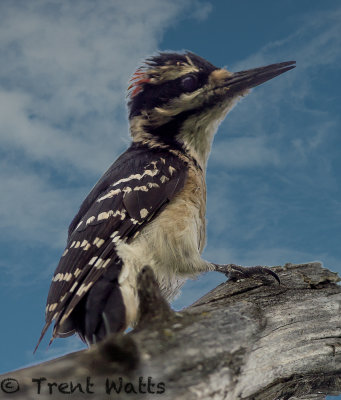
[{"x1": 1, "y1": 262, "x2": 341, "y2": 400}]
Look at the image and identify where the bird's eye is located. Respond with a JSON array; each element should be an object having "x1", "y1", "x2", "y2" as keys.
[{"x1": 181, "y1": 75, "x2": 198, "y2": 92}]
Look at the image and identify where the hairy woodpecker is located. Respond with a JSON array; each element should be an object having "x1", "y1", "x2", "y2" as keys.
[{"x1": 36, "y1": 51, "x2": 295, "y2": 350}]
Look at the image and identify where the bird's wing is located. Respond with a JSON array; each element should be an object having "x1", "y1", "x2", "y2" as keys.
[{"x1": 36, "y1": 145, "x2": 188, "y2": 349}]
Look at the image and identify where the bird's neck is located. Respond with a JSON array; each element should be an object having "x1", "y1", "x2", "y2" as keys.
[
  {"x1": 129, "y1": 116, "x2": 217, "y2": 171},
  {"x1": 129, "y1": 123, "x2": 205, "y2": 172},
  {"x1": 176, "y1": 118, "x2": 219, "y2": 170}
]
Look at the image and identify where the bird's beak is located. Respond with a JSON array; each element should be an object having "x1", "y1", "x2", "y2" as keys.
[{"x1": 225, "y1": 61, "x2": 296, "y2": 93}]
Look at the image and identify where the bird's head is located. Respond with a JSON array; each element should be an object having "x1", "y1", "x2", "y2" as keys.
[{"x1": 127, "y1": 51, "x2": 295, "y2": 167}]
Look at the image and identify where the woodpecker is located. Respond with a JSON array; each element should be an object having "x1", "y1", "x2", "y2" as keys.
[{"x1": 35, "y1": 51, "x2": 295, "y2": 350}]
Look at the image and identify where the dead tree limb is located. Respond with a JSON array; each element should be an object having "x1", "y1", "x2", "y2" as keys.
[{"x1": 1, "y1": 262, "x2": 341, "y2": 400}]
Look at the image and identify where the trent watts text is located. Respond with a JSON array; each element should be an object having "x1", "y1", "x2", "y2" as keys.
[{"x1": 0, "y1": 376, "x2": 166, "y2": 395}]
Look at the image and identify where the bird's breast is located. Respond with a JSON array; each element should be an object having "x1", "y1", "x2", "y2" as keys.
[{"x1": 115, "y1": 162, "x2": 207, "y2": 325}]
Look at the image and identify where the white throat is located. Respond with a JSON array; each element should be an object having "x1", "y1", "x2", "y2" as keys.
[{"x1": 176, "y1": 98, "x2": 239, "y2": 169}]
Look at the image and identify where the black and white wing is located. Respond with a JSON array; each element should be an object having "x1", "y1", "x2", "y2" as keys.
[{"x1": 36, "y1": 144, "x2": 188, "y2": 349}]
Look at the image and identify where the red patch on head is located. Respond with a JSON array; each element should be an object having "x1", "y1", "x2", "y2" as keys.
[{"x1": 128, "y1": 68, "x2": 150, "y2": 98}]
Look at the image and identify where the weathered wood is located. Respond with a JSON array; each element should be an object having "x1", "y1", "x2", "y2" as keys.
[{"x1": 1, "y1": 262, "x2": 341, "y2": 400}]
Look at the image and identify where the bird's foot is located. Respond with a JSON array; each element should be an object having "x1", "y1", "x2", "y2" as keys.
[{"x1": 213, "y1": 263, "x2": 280, "y2": 284}]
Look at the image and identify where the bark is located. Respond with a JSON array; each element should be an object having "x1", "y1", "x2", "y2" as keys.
[{"x1": 1, "y1": 262, "x2": 341, "y2": 400}]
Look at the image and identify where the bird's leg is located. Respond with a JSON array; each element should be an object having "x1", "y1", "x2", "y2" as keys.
[{"x1": 213, "y1": 263, "x2": 280, "y2": 284}]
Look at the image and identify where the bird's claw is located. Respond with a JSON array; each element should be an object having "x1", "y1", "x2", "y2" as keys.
[{"x1": 214, "y1": 263, "x2": 280, "y2": 284}]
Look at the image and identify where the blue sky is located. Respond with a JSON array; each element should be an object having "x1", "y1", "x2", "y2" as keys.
[{"x1": 0, "y1": 0, "x2": 340, "y2": 391}]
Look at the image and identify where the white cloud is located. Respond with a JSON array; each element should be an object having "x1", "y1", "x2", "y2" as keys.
[
  {"x1": 0, "y1": 0, "x2": 197, "y2": 174},
  {"x1": 0, "y1": 159, "x2": 78, "y2": 244},
  {"x1": 190, "y1": 1, "x2": 212, "y2": 21}
]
